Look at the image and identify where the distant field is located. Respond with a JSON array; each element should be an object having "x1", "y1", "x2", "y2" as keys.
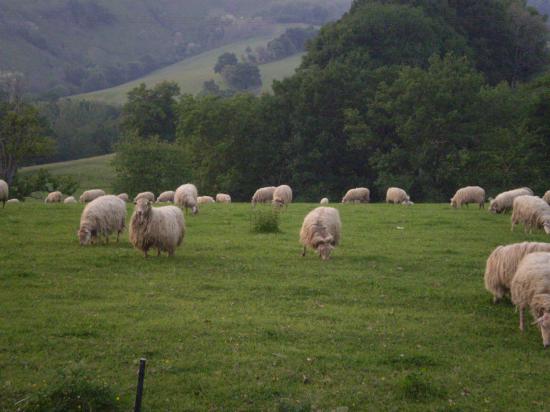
[
  {"x1": 1, "y1": 202, "x2": 549, "y2": 410},
  {"x1": 73, "y1": 27, "x2": 305, "y2": 106}
]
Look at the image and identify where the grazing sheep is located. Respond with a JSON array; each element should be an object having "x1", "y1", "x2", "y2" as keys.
[
  {"x1": 197, "y1": 195, "x2": 215, "y2": 204},
  {"x1": 489, "y1": 187, "x2": 533, "y2": 213},
  {"x1": 511, "y1": 196, "x2": 550, "y2": 234},
  {"x1": 342, "y1": 187, "x2": 370, "y2": 203},
  {"x1": 78, "y1": 195, "x2": 126, "y2": 245},
  {"x1": 175, "y1": 184, "x2": 198, "y2": 215},
  {"x1": 450, "y1": 186, "x2": 485, "y2": 208},
  {"x1": 484, "y1": 242, "x2": 550, "y2": 303},
  {"x1": 251, "y1": 186, "x2": 276, "y2": 206},
  {"x1": 510, "y1": 252, "x2": 550, "y2": 347},
  {"x1": 134, "y1": 192, "x2": 155, "y2": 202},
  {"x1": 320, "y1": 197, "x2": 329, "y2": 205},
  {"x1": 7, "y1": 198, "x2": 19, "y2": 204},
  {"x1": 64, "y1": 196, "x2": 77, "y2": 204},
  {"x1": 45, "y1": 191, "x2": 62, "y2": 203},
  {"x1": 130, "y1": 198, "x2": 185, "y2": 258},
  {"x1": 79, "y1": 189, "x2": 106, "y2": 203},
  {"x1": 216, "y1": 193, "x2": 231, "y2": 203},
  {"x1": 386, "y1": 187, "x2": 411, "y2": 204},
  {"x1": 117, "y1": 193, "x2": 129, "y2": 202},
  {"x1": 272, "y1": 185, "x2": 293, "y2": 208},
  {"x1": 543, "y1": 190, "x2": 550, "y2": 205},
  {"x1": 300, "y1": 207, "x2": 342, "y2": 260},
  {"x1": 156, "y1": 191, "x2": 175, "y2": 203},
  {"x1": 0, "y1": 179, "x2": 8, "y2": 208}
]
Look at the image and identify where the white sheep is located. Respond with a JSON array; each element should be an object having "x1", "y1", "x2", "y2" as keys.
[
  {"x1": 511, "y1": 196, "x2": 550, "y2": 234},
  {"x1": 156, "y1": 191, "x2": 175, "y2": 203},
  {"x1": 489, "y1": 187, "x2": 533, "y2": 213},
  {"x1": 450, "y1": 186, "x2": 485, "y2": 208},
  {"x1": 130, "y1": 198, "x2": 185, "y2": 258},
  {"x1": 300, "y1": 207, "x2": 342, "y2": 260},
  {"x1": 0, "y1": 179, "x2": 8, "y2": 208},
  {"x1": 134, "y1": 192, "x2": 155, "y2": 202},
  {"x1": 64, "y1": 196, "x2": 77, "y2": 204},
  {"x1": 342, "y1": 187, "x2": 370, "y2": 203},
  {"x1": 543, "y1": 190, "x2": 550, "y2": 205},
  {"x1": 197, "y1": 195, "x2": 215, "y2": 204},
  {"x1": 272, "y1": 185, "x2": 293, "y2": 208},
  {"x1": 216, "y1": 193, "x2": 231, "y2": 203},
  {"x1": 117, "y1": 193, "x2": 129, "y2": 202},
  {"x1": 510, "y1": 252, "x2": 550, "y2": 347},
  {"x1": 6, "y1": 198, "x2": 19, "y2": 204},
  {"x1": 386, "y1": 187, "x2": 411, "y2": 204},
  {"x1": 251, "y1": 186, "x2": 276, "y2": 207},
  {"x1": 484, "y1": 242, "x2": 550, "y2": 303},
  {"x1": 79, "y1": 189, "x2": 106, "y2": 203},
  {"x1": 320, "y1": 197, "x2": 329, "y2": 205},
  {"x1": 78, "y1": 195, "x2": 126, "y2": 245},
  {"x1": 45, "y1": 191, "x2": 63, "y2": 203},
  {"x1": 175, "y1": 183, "x2": 198, "y2": 215}
]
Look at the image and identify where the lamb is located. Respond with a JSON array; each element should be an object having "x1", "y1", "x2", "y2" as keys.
[
  {"x1": 197, "y1": 196, "x2": 215, "y2": 204},
  {"x1": 216, "y1": 193, "x2": 231, "y2": 203},
  {"x1": 450, "y1": 186, "x2": 485, "y2": 208},
  {"x1": 300, "y1": 207, "x2": 342, "y2": 260},
  {"x1": 79, "y1": 189, "x2": 106, "y2": 203},
  {"x1": 0, "y1": 179, "x2": 8, "y2": 208},
  {"x1": 386, "y1": 187, "x2": 411, "y2": 204},
  {"x1": 543, "y1": 190, "x2": 550, "y2": 205},
  {"x1": 156, "y1": 191, "x2": 175, "y2": 203},
  {"x1": 64, "y1": 196, "x2": 77, "y2": 204},
  {"x1": 272, "y1": 185, "x2": 293, "y2": 208},
  {"x1": 489, "y1": 187, "x2": 533, "y2": 213},
  {"x1": 7, "y1": 198, "x2": 19, "y2": 204},
  {"x1": 342, "y1": 187, "x2": 370, "y2": 203},
  {"x1": 129, "y1": 198, "x2": 185, "y2": 258},
  {"x1": 175, "y1": 183, "x2": 198, "y2": 215},
  {"x1": 511, "y1": 195, "x2": 550, "y2": 234},
  {"x1": 78, "y1": 195, "x2": 126, "y2": 245},
  {"x1": 134, "y1": 192, "x2": 155, "y2": 202},
  {"x1": 510, "y1": 252, "x2": 550, "y2": 347},
  {"x1": 45, "y1": 191, "x2": 62, "y2": 203},
  {"x1": 251, "y1": 186, "x2": 276, "y2": 206},
  {"x1": 320, "y1": 197, "x2": 329, "y2": 205},
  {"x1": 117, "y1": 193, "x2": 129, "y2": 202},
  {"x1": 484, "y1": 242, "x2": 550, "y2": 303}
]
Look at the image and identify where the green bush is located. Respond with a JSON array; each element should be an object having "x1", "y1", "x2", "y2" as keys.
[
  {"x1": 10, "y1": 169, "x2": 78, "y2": 200},
  {"x1": 250, "y1": 208, "x2": 280, "y2": 233}
]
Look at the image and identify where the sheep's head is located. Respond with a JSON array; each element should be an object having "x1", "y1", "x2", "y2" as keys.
[
  {"x1": 543, "y1": 220, "x2": 550, "y2": 234},
  {"x1": 533, "y1": 312, "x2": 550, "y2": 348},
  {"x1": 192, "y1": 205, "x2": 198, "y2": 215},
  {"x1": 78, "y1": 228, "x2": 92, "y2": 245},
  {"x1": 134, "y1": 198, "x2": 152, "y2": 223},
  {"x1": 313, "y1": 235, "x2": 335, "y2": 260},
  {"x1": 450, "y1": 198, "x2": 457, "y2": 208},
  {"x1": 489, "y1": 200, "x2": 498, "y2": 213},
  {"x1": 272, "y1": 198, "x2": 284, "y2": 208}
]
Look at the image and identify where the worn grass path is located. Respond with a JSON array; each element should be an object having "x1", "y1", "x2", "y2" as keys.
[{"x1": 0, "y1": 202, "x2": 548, "y2": 410}]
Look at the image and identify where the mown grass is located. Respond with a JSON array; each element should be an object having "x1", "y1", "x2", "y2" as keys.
[{"x1": 1, "y1": 202, "x2": 549, "y2": 411}]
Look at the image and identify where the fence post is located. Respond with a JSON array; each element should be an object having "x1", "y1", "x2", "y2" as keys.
[{"x1": 134, "y1": 358, "x2": 147, "y2": 412}]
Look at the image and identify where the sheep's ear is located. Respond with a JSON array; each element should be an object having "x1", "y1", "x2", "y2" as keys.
[
  {"x1": 147, "y1": 200, "x2": 152, "y2": 206},
  {"x1": 533, "y1": 316, "x2": 544, "y2": 325}
]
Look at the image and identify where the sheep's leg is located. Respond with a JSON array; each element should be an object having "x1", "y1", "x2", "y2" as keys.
[
  {"x1": 519, "y1": 308, "x2": 525, "y2": 332},
  {"x1": 301, "y1": 246, "x2": 306, "y2": 257},
  {"x1": 157, "y1": 248, "x2": 161, "y2": 257},
  {"x1": 511, "y1": 221, "x2": 516, "y2": 232},
  {"x1": 116, "y1": 231, "x2": 120, "y2": 242},
  {"x1": 143, "y1": 249, "x2": 148, "y2": 258}
]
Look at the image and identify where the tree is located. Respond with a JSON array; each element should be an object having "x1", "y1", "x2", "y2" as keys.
[
  {"x1": 221, "y1": 62, "x2": 262, "y2": 91},
  {"x1": 214, "y1": 52, "x2": 238, "y2": 74}
]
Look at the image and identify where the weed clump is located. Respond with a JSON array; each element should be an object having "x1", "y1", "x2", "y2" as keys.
[{"x1": 251, "y1": 208, "x2": 280, "y2": 233}]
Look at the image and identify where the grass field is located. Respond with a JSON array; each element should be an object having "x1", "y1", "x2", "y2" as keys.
[{"x1": 1, "y1": 202, "x2": 549, "y2": 411}]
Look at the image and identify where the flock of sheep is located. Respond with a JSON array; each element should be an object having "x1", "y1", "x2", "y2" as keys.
[{"x1": 3, "y1": 177, "x2": 550, "y2": 346}]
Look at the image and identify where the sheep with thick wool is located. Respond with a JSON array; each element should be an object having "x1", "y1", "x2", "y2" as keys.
[
  {"x1": 511, "y1": 196, "x2": 550, "y2": 234},
  {"x1": 510, "y1": 252, "x2": 550, "y2": 347},
  {"x1": 7, "y1": 198, "x2": 19, "y2": 204},
  {"x1": 342, "y1": 187, "x2": 370, "y2": 203},
  {"x1": 273, "y1": 185, "x2": 293, "y2": 208},
  {"x1": 134, "y1": 192, "x2": 155, "y2": 202},
  {"x1": 489, "y1": 187, "x2": 533, "y2": 213},
  {"x1": 130, "y1": 198, "x2": 185, "y2": 258},
  {"x1": 64, "y1": 196, "x2": 77, "y2": 204},
  {"x1": 251, "y1": 186, "x2": 276, "y2": 206},
  {"x1": 117, "y1": 193, "x2": 129, "y2": 202},
  {"x1": 484, "y1": 242, "x2": 550, "y2": 303},
  {"x1": 45, "y1": 191, "x2": 63, "y2": 203},
  {"x1": 79, "y1": 189, "x2": 106, "y2": 203},
  {"x1": 156, "y1": 191, "x2": 175, "y2": 203},
  {"x1": 0, "y1": 179, "x2": 8, "y2": 208},
  {"x1": 216, "y1": 193, "x2": 231, "y2": 203},
  {"x1": 197, "y1": 195, "x2": 215, "y2": 204},
  {"x1": 450, "y1": 186, "x2": 485, "y2": 208},
  {"x1": 543, "y1": 190, "x2": 550, "y2": 205},
  {"x1": 300, "y1": 207, "x2": 342, "y2": 260},
  {"x1": 78, "y1": 195, "x2": 126, "y2": 245},
  {"x1": 175, "y1": 183, "x2": 198, "y2": 215},
  {"x1": 320, "y1": 197, "x2": 329, "y2": 205},
  {"x1": 386, "y1": 187, "x2": 411, "y2": 205}
]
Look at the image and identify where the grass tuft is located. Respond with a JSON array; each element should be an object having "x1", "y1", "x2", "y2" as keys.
[
  {"x1": 251, "y1": 208, "x2": 281, "y2": 233},
  {"x1": 399, "y1": 371, "x2": 446, "y2": 402}
]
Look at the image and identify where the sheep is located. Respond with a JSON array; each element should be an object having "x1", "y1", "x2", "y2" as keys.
[
  {"x1": 484, "y1": 242, "x2": 550, "y2": 303},
  {"x1": 386, "y1": 187, "x2": 411, "y2": 204},
  {"x1": 450, "y1": 186, "x2": 485, "y2": 208},
  {"x1": 489, "y1": 187, "x2": 533, "y2": 213},
  {"x1": 272, "y1": 185, "x2": 293, "y2": 208},
  {"x1": 251, "y1": 186, "x2": 276, "y2": 207},
  {"x1": 216, "y1": 193, "x2": 231, "y2": 203},
  {"x1": 511, "y1": 196, "x2": 550, "y2": 234},
  {"x1": 510, "y1": 252, "x2": 550, "y2": 347},
  {"x1": 64, "y1": 196, "x2": 77, "y2": 204},
  {"x1": 320, "y1": 197, "x2": 329, "y2": 205},
  {"x1": 0, "y1": 179, "x2": 8, "y2": 208},
  {"x1": 78, "y1": 195, "x2": 126, "y2": 245},
  {"x1": 543, "y1": 190, "x2": 550, "y2": 205},
  {"x1": 342, "y1": 187, "x2": 370, "y2": 203},
  {"x1": 156, "y1": 191, "x2": 175, "y2": 203},
  {"x1": 79, "y1": 189, "x2": 106, "y2": 203},
  {"x1": 175, "y1": 183, "x2": 198, "y2": 215},
  {"x1": 45, "y1": 191, "x2": 62, "y2": 203},
  {"x1": 300, "y1": 207, "x2": 342, "y2": 260},
  {"x1": 134, "y1": 191, "x2": 155, "y2": 202},
  {"x1": 197, "y1": 196, "x2": 215, "y2": 204},
  {"x1": 117, "y1": 193, "x2": 130, "y2": 202},
  {"x1": 6, "y1": 198, "x2": 19, "y2": 204},
  {"x1": 129, "y1": 198, "x2": 185, "y2": 258}
]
